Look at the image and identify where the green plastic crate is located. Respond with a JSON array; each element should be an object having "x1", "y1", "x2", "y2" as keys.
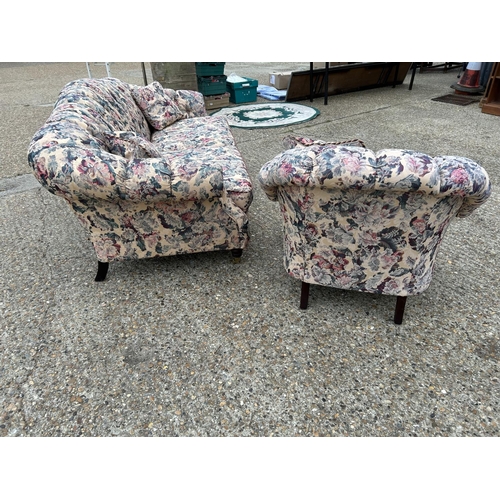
[
  {"x1": 195, "y1": 62, "x2": 225, "y2": 77},
  {"x1": 226, "y1": 77, "x2": 258, "y2": 104},
  {"x1": 197, "y1": 75, "x2": 227, "y2": 96}
]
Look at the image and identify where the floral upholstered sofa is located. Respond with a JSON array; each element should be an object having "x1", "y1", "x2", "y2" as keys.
[
  {"x1": 258, "y1": 137, "x2": 491, "y2": 323},
  {"x1": 28, "y1": 78, "x2": 253, "y2": 281}
]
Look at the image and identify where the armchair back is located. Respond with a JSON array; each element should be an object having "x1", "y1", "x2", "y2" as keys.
[{"x1": 258, "y1": 144, "x2": 491, "y2": 302}]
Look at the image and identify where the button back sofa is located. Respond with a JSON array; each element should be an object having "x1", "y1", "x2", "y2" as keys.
[
  {"x1": 28, "y1": 78, "x2": 253, "y2": 281},
  {"x1": 258, "y1": 137, "x2": 491, "y2": 323}
]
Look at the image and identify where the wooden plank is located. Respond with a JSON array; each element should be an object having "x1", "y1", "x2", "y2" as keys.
[
  {"x1": 481, "y1": 62, "x2": 500, "y2": 116},
  {"x1": 285, "y1": 62, "x2": 413, "y2": 102}
]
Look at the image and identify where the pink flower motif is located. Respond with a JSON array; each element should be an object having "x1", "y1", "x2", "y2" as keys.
[
  {"x1": 130, "y1": 161, "x2": 148, "y2": 177},
  {"x1": 331, "y1": 256, "x2": 348, "y2": 272},
  {"x1": 341, "y1": 154, "x2": 362, "y2": 174},
  {"x1": 407, "y1": 156, "x2": 430, "y2": 175},
  {"x1": 380, "y1": 250, "x2": 402, "y2": 269},
  {"x1": 95, "y1": 236, "x2": 120, "y2": 259},
  {"x1": 144, "y1": 232, "x2": 160, "y2": 249},
  {"x1": 411, "y1": 218, "x2": 427, "y2": 234},
  {"x1": 122, "y1": 214, "x2": 135, "y2": 228},
  {"x1": 78, "y1": 158, "x2": 114, "y2": 185},
  {"x1": 383, "y1": 279, "x2": 400, "y2": 293},
  {"x1": 314, "y1": 250, "x2": 349, "y2": 272},
  {"x1": 298, "y1": 193, "x2": 313, "y2": 211},
  {"x1": 35, "y1": 157, "x2": 49, "y2": 180},
  {"x1": 360, "y1": 230, "x2": 379, "y2": 246},
  {"x1": 281, "y1": 161, "x2": 296, "y2": 178},
  {"x1": 304, "y1": 223, "x2": 318, "y2": 241},
  {"x1": 450, "y1": 167, "x2": 469, "y2": 185},
  {"x1": 181, "y1": 211, "x2": 197, "y2": 224},
  {"x1": 312, "y1": 254, "x2": 331, "y2": 270},
  {"x1": 337, "y1": 274, "x2": 354, "y2": 286},
  {"x1": 178, "y1": 163, "x2": 198, "y2": 179}
]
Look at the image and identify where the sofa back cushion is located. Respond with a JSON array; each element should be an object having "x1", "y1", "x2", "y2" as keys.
[
  {"x1": 131, "y1": 81, "x2": 184, "y2": 130},
  {"x1": 130, "y1": 82, "x2": 208, "y2": 129},
  {"x1": 46, "y1": 78, "x2": 151, "y2": 141}
]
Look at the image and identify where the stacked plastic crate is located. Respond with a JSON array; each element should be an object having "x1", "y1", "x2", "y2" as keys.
[{"x1": 196, "y1": 62, "x2": 230, "y2": 112}]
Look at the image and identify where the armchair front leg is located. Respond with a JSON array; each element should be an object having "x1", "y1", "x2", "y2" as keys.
[{"x1": 231, "y1": 248, "x2": 243, "y2": 264}]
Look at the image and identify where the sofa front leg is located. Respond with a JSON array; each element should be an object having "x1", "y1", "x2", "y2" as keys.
[
  {"x1": 394, "y1": 296, "x2": 407, "y2": 324},
  {"x1": 231, "y1": 249, "x2": 243, "y2": 264},
  {"x1": 95, "y1": 261, "x2": 109, "y2": 282}
]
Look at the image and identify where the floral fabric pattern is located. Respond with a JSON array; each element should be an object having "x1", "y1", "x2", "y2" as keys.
[
  {"x1": 103, "y1": 131, "x2": 162, "y2": 159},
  {"x1": 175, "y1": 90, "x2": 207, "y2": 119},
  {"x1": 131, "y1": 81, "x2": 184, "y2": 129},
  {"x1": 28, "y1": 77, "x2": 252, "y2": 263},
  {"x1": 258, "y1": 144, "x2": 491, "y2": 297}
]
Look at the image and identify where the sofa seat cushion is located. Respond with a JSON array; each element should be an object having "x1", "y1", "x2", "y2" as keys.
[
  {"x1": 151, "y1": 116, "x2": 237, "y2": 151},
  {"x1": 151, "y1": 115, "x2": 253, "y2": 202}
]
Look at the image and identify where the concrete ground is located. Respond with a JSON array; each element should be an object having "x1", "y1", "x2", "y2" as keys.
[{"x1": 0, "y1": 62, "x2": 498, "y2": 437}]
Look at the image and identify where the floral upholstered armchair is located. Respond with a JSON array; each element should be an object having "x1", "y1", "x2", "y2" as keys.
[
  {"x1": 258, "y1": 137, "x2": 491, "y2": 324},
  {"x1": 28, "y1": 78, "x2": 253, "y2": 281}
]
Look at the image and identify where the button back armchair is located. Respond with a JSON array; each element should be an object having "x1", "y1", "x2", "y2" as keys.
[{"x1": 258, "y1": 139, "x2": 491, "y2": 323}]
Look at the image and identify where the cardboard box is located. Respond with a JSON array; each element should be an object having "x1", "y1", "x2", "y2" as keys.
[
  {"x1": 204, "y1": 92, "x2": 230, "y2": 111},
  {"x1": 269, "y1": 71, "x2": 291, "y2": 90}
]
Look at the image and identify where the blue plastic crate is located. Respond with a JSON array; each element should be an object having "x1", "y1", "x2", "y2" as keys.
[
  {"x1": 226, "y1": 77, "x2": 258, "y2": 104},
  {"x1": 195, "y1": 62, "x2": 225, "y2": 77},
  {"x1": 197, "y1": 75, "x2": 227, "y2": 96}
]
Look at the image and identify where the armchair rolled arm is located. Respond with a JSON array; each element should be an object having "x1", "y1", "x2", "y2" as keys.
[
  {"x1": 258, "y1": 147, "x2": 315, "y2": 201},
  {"x1": 435, "y1": 156, "x2": 492, "y2": 217},
  {"x1": 259, "y1": 147, "x2": 492, "y2": 219}
]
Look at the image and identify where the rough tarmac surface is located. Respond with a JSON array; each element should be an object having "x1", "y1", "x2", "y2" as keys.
[{"x1": 0, "y1": 62, "x2": 498, "y2": 437}]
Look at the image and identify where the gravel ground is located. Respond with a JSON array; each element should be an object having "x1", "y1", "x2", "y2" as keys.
[{"x1": 0, "y1": 62, "x2": 498, "y2": 440}]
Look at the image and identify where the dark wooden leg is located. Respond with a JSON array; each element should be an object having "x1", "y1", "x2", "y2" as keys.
[
  {"x1": 324, "y1": 62, "x2": 329, "y2": 105},
  {"x1": 300, "y1": 282, "x2": 310, "y2": 310},
  {"x1": 409, "y1": 63, "x2": 418, "y2": 90},
  {"x1": 309, "y1": 62, "x2": 314, "y2": 102},
  {"x1": 95, "y1": 261, "x2": 109, "y2": 282},
  {"x1": 392, "y1": 62, "x2": 400, "y2": 88},
  {"x1": 394, "y1": 296, "x2": 407, "y2": 324},
  {"x1": 231, "y1": 248, "x2": 243, "y2": 264}
]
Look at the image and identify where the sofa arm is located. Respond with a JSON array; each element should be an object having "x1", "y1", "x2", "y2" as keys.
[
  {"x1": 29, "y1": 141, "x2": 225, "y2": 203},
  {"x1": 28, "y1": 142, "x2": 133, "y2": 202},
  {"x1": 123, "y1": 155, "x2": 223, "y2": 202}
]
